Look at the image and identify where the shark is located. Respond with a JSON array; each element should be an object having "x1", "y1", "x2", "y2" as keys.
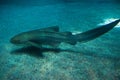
[{"x1": 10, "y1": 19, "x2": 120, "y2": 48}]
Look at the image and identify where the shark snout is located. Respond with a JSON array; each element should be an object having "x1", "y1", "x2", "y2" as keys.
[{"x1": 10, "y1": 37, "x2": 21, "y2": 44}]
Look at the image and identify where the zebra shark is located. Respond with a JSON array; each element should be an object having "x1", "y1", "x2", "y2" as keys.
[{"x1": 10, "y1": 19, "x2": 120, "y2": 48}]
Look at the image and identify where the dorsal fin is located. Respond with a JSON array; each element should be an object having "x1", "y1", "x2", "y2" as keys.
[
  {"x1": 61, "y1": 32, "x2": 72, "y2": 36},
  {"x1": 39, "y1": 26, "x2": 59, "y2": 32}
]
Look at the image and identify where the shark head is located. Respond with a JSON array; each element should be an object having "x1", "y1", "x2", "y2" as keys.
[
  {"x1": 10, "y1": 26, "x2": 60, "y2": 47},
  {"x1": 10, "y1": 32, "x2": 29, "y2": 45}
]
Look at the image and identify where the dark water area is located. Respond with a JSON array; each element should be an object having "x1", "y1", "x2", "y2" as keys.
[
  {"x1": 0, "y1": 0, "x2": 120, "y2": 6},
  {"x1": 0, "y1": 0, "x2": 120, "y2": 80}
]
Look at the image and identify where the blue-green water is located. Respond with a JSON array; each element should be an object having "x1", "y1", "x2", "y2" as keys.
[{"x1": 0, "y1": 0, "x2": 120, "y2": 80}]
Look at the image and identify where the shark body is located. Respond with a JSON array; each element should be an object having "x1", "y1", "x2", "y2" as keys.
[{"x1": 10, "y1": 19, "x2": 120, "y2": 48}]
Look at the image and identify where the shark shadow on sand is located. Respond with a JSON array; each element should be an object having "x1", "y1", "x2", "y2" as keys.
[
  {"x1": 10, "y1": 46, "x2": 84, "y2": 58},
  {"x1": 10, "y1": 46, "x2": 120, "y2": 60},
  {"x1": 10, "y1": 46, "x2": 63, "y2": 58}
]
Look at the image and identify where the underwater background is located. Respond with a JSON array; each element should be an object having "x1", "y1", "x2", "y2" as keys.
[{"x1": 0, "y1": 0, "x2": 120, "y2": 80}]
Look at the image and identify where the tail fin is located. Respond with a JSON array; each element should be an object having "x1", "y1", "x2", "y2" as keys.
[{"x1": 74, "y1": 19, "x2": 120, "y2": 43}]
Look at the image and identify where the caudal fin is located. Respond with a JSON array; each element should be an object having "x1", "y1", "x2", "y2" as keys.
[{"x1": 75, "y1": 19, "x2": 120, "y2": 43}]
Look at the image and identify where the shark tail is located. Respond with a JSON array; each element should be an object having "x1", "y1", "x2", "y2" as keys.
[{"x1": 74, "y1": 19, "x2": 120, "y2": 43}]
